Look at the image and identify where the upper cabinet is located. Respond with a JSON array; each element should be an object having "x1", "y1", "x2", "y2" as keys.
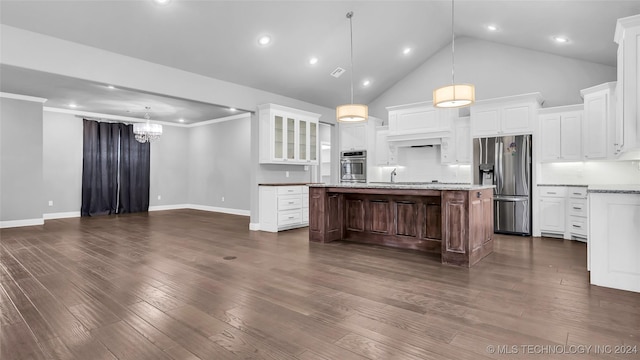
[
  {"x1": 441, "y1": 116, "x2": 471, "y2": 164},
  {"x1": 339, "y1": 122, "x2": 367, "y2": 151},
  {"x1": 580, "y1": 82, "x2": 616, "y2": 160},
  {"x1": 258, "y1": 104, "x2": 321, "y2": 165},
  {"x1": 614, "y1": 14, "x2": 640, "y2": 156},
  {"x1": 538, "y1": 105, "x2": 583, "y2": 162},
  {"x1": 470, "y1": 93, "x2": 544, "y2": 137}
]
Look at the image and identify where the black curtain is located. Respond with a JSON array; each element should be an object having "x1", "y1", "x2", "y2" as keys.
[
  {"x1": 81, "y1": 120, "x2": 120, "y2": 216},
  {"x1": 81, "y1": 120, "x2": 151, "y2": 216},
  {"x1": 118, "y1": 123, "x2": 150, "y2": 214}
]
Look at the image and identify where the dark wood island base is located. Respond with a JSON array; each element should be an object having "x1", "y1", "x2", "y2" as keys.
[{"x1": 309, "y1": 185, "x2": 494, "y2": 267}]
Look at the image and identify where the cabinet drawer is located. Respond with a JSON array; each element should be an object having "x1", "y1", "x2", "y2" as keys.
[
  {"x1": 278, "y1": 195, "x2": 302, "y2": 210},
  {"x1": 569, "y1": 216, "x2": 587, "y2": 236},
  {"x1": 539, "y1": 187, "x2": 566, "y2": 197},
  {"x1": 568, "y1": 187, "x2": 587, "y2": 198},
  {"x1": 302, "y1": 208, "x2": 309, "y2": 222},
  {"x1": 568, "y1": 199, "x2": 588, "y2": 217},
  {"x1": 277, "y1": 186, "x2": 302, "y2": 195},
  {"x1": 278, "y1": 210, "x2": 302, "y2": 225}
]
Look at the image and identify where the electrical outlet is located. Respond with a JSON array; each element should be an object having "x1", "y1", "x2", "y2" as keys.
[
  {"x1": 157, "y1": 195, "x2": 161, "y2": 200},
  {"x1": 222, "y1": 196, "x2": 225, "y2": 202},
  {"x1": 286, "y1": 171, "x2": 290, "y2": 178},
  {"x1": 48, "y1": 200, "x2": 53, "y2": 207}
]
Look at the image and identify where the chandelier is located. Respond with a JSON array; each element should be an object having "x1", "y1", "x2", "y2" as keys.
[
  {"x1": 336, "y1": 11, "x2": 368, "y2": 122},
  {"x1": 433, "y1": 0, "x2": 475, "y2": 108},
  {"x1": 133, "y1": 107, "x2": 162, "y2": 143}
]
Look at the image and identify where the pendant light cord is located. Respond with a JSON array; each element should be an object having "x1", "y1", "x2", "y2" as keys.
[
  {"x1": 347, "y1": 11, "x2": 354, "y2": 105},
  {"x1": 451, "y1": 0, "x2": 455, "y2": 86}
]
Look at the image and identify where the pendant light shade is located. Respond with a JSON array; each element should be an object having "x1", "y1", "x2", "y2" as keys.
[
  {"x1": 433, "y1": 84, "x2": 475, "y2": 108},
  {"x1": 433, "y1": 0, "x2": 475, "y2": 109},
  {"x1": 337, "y1": 104, "x2": 368, "y2": 122},
  {"x1": 337, "y1": 11, "x2": 368, "y2": 122}
]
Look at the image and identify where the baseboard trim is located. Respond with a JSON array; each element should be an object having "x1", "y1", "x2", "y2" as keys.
[
  {"x1": 0, "y1": 218, "x2": 45, "y2": 228},
  {"x1": 249, "y1": 223, "x2": 260, "y2": 231},
  {"x1": 148, "y1": 204, "x2": 190, "y2": 212},
  {"x1": 43, "y1": 211, "x2": 81, "y2": 220},
  {"x1": 187, "y1": 204, "x2": 250, "y2": 217}
]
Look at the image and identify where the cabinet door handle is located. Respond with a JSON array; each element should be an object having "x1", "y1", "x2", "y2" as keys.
[
  {"x1": 573, "y1": 192, "x2": 581, "y2": 195},
  {"x1": 288, "y1": 201, "x2": 295, "y2": 204},
  {"x1": 572, "y1": 224, "x2": 581, "y2": 228},
  {"x1": 547, "y1": 192, "x2": 556, "y2": 194},
  {"x1": 572, "y1": 206, "x2": 582, "y2": 210},
  {"x1": 288, "y1": 216, "x2": 295, "y2": 219}
]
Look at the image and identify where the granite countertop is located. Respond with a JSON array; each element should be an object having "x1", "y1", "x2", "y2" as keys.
[
  {"x1": 309, "y1": 183, "x2": 495, "y2": 191},
  {"x1": 587, "y1": 184, "x2": 640, "y2": 194},
  {"x1": 258, "y1": 183, "x2": 321, "y2": 186},
  {"x1": 537, "y1": 184, "x2": 588, "y2": 187}
]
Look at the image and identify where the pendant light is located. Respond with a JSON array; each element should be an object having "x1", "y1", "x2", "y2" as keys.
[
  {"x1": 337, "y1": 11, "x2": 368, "y2": 122},
  {"x1": 433, "y1": 0, "x2": 475, "y2": 108}
]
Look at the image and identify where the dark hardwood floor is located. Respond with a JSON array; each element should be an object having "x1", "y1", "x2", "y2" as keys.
[{"x1": 1, "y1": 210, "x2": 639, "y2": 359}]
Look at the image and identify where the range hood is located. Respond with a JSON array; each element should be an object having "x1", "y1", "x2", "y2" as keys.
[{"x1": 386, "y1": 129, "x2": 450, "y2": 147}]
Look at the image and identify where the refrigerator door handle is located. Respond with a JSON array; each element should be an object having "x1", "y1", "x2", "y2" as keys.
[{"x1": 494, "y1": 140, "x2": 500, "y2": 192}]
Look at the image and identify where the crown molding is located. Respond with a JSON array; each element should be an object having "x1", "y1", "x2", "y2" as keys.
[{"x1": 0, "y1": 92, "x2": 47, "y2": 103}]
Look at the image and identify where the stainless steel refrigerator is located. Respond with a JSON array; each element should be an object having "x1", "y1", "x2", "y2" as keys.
[{"x1": 473, "y1": 135, "x2": 532, "y2": 235}]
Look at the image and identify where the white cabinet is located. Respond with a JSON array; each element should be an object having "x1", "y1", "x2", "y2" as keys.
[
  {"x1": 374, "y1": 127, "x2": 397, "y2": 166},
  {"x1": 339, "y1": 123, "x2": 367, "y2": 151},
  {"x1": 259, "y1": 185, "x2": 309, "y2": 232},
  {"x1": 470, "y1": 93, "x2": 543, "y2": 137},
  {"x1": 387, "y1": 102, "x2": 452, "y2": 136},
  {"x1": 538, "y1": 105, "x2": 583, "y2": 162},
  {"x1": 614, "y1": 15, "x2": 640, "y2": 156},
  {"x1": 454, "y1": 116, "x2": 471, "y2": 164},
  {"x1": 567, "y1": 187, "x2": 588, "y2": 241},
  {"x1": 590, "y1": 191, "x2": 640, "y2": 293},
  {"x1": 581, "y1": 83, "x2": 616, "y2": 160},
  {"x1": 441, "y1": 116, "x2": 471, "y2": 164},
  {"x1": 539, "y1": 187, "x2": 567, "y2": 236},
  {"x1": 259, "y1": 104, "x2": 320, "y2": 165},
  {"x1": 538, "y1": 185, "x2": 589, "y2": 242}
]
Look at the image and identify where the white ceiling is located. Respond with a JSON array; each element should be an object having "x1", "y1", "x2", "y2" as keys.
[{"x1": 1, "y1": 0, "x2": 639, "y2": 123}]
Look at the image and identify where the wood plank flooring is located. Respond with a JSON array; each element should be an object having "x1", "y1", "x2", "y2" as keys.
[{"x1": 1, "y1": 209, "x2": 639, "y2": 359}]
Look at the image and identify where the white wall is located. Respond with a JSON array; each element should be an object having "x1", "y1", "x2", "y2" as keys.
[
  {"x1": 0, "y1": 97, "x2": 44, "y2": 225},
  {"x1": 539, "y1": 161, "x2": 640, "y2": 185},
  {"x1": 188, "y1": 116, "x2": 251, "y2": 212},
  {"x1": 369, "y1": 146, "x2": 472, "y2": 183},
  {"x1": 368, "y1": 37, "x2": 617, "y2": 118},
  {"x1": 42, "y1": 111, "x2": 83, "y2": 216}
]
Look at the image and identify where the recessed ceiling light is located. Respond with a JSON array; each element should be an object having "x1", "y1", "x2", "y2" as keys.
[
  {"x1": 69, "y1": 103, "x2": 77, "y2": 108},
  {"x1": 178, "y1": 118, "x2": 185, "y2": 123},
  {"x1": 229, "y1": 107, "x2": 237, "y2": 111},
  {"x1": 152, "y1": 0, "x2": 171, "y2": 4},
  {"x1": 107, "y1": 85, "x2": 115, "y2": 89},
  {"x1": 553, "y1": 36, "x2": 569, "y2": 43},
  {"x1": 403, "y1": 47, "x2": 412, "y2": 55},
  {"x1": 362, "y1": 80, "x2": 371, "y2": 87},
  {"x1": 309, "y1": 57, "x2": 319, "y2": 65},
  {"x1": 486, "y1": 24, "x2": 498, "y2": 32},
  {"x1": 258, "y1": 35, "x2": 271, "y2": 46}
]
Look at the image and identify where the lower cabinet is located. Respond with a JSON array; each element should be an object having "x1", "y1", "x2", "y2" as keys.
[
  {"x1": 590, "y1": 192, "x2": 640, "y2": 292},
  {"x1": 538, "y1": 185, "x2": 588, "y2": 241},
  {"x1": 259, "y1": 185, "x2": 309, "y2": 232}
]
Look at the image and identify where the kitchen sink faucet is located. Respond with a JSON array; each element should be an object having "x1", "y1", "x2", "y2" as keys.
[{"x1": 390, "y1": 168, "x2": 397, "y2": 183}]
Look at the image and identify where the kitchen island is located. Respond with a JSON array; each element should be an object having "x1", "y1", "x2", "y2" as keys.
[{"x1": 309, "y1": 183, "x2": 495, "y2": 267}]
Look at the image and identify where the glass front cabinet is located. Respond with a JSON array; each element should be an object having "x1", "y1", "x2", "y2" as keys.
[{"x1": 259, "y1": 104, "x2": 321, "y2": 165}]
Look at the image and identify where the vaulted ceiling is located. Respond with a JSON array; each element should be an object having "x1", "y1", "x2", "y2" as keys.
[{"x1": 1, "y1": 0, "x2": 639, "y2": 123}]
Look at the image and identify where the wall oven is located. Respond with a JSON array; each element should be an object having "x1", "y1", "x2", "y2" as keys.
[{"x1": 340, "y1": 150, "x2": 367, "y2": 183}]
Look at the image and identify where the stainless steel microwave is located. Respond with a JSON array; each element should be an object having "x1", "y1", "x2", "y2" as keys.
[{"x1": 340, "y1": 150, "x2": 366, "y2": 183}]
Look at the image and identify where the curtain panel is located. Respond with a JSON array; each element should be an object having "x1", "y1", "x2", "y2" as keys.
[{"x1": 81, "y1": 120, "x2": 151, "y2": 216}]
